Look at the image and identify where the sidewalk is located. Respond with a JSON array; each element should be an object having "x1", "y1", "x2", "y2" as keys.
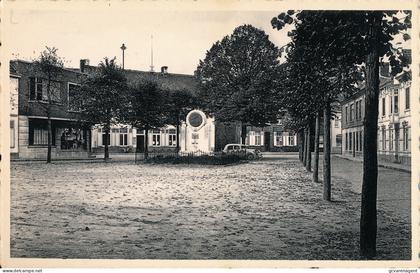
[{"x1": 334, "y1": 154, "x2": 411, "y2": 173}]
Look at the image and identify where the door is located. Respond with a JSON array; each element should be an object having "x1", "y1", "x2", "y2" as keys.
[
  {"x1": 136, "y1": 135, "x2": 145, "y2": 153},
  {"x1": 264, "y1": 132, "x2": 270, "y2": 151}
]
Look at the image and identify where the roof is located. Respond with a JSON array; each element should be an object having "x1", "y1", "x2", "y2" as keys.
[
  {"x1": 83, "y1": 65, "x2": 200, "y2": 94},
  {"x1": 9, "y1": 61, "x2": 18, "y2": 76},
  {"x1": 10, "y1": 59, "x2": 87, "y2": 76},
  {"x1": 340, "y1": 76, "x2": 395, "y2": 105}
]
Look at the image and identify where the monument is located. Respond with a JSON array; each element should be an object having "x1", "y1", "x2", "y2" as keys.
[{"x1": 180, "y1": 109, "x2": 215, "y2": 153}]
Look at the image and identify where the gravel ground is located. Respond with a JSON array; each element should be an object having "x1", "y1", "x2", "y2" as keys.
[{"x1": 10, "y1": 157, "x2": 411, "y2": 260}]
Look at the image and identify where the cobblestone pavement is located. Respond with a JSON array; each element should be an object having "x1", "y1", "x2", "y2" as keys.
[{"x1": 10, "y1": 157, "x2": 410, "y2": 260}]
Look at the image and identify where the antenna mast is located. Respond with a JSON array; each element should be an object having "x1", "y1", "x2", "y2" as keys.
[{"x1": 150, "y1": 35, "x2": 155, "y2": 72}]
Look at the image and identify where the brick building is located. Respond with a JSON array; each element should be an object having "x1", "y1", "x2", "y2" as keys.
[{"x1": 9, "y1": 60, "x2": 91, "y2": 160}]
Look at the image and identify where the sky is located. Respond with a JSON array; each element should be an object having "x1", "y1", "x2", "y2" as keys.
[
  {"x1": 6, "y1": 4, "x2": 411, "y2": 75},
  {"x1": 7, "y1": 7, "x2": 293, "y2": 75}
]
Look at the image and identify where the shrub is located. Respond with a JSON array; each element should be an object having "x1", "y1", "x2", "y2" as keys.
[{"x1": 144, "y1": 153, "x2": 245, "y2": 165}]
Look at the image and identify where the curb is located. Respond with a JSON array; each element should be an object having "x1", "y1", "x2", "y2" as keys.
[{"x1": 333, "y1": 155, "x2": 411, "y2": 173}]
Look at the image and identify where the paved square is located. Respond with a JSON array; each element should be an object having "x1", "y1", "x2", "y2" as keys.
[{"x1": 10, "y1": 156, "x2": 410, "y2": 259}]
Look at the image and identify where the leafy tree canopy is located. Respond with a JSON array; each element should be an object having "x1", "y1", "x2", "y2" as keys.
[
  {"x1": 78, "y1": 57, "x2": 129, "y2": 129},
  {"x1": 196, "y1": 24, "x2": 282, "y2": 127},
  {"x1": 124, "y1": 79, "x2": 168, "y2": 130},
  {"x1": 164, "y1": 89, "x2": 200, "y2": 126},
  {"x1": 34, "y1": 46, "x2": 64, "y2": 78},
  {"x1": 271, "y1": 11, "x2": 411, "y2": 128}
]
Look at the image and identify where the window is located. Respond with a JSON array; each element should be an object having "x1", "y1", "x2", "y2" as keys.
[
  {"x1": 393, "y1": 91, "x2": 399, "y2": 113},
  {"x1": 118, "y1": 128, "x2": 128, "y2": 146},
  {"x1": 382, "y1": 97, "x2": 386, "y2": 116},
  {"x1": 168, "y1": 129, "x2": 177, "y2": 146},
  {"x1": 29, "y1": 77, "x2": 61, "y2": 103},
  {"x1": 405, "y1": 87, "x2": 410, "y2": 110},
  {"x1": 358, "y1": 100, "x2": 362, "y2": 119},
  {"x1": 10, "y1": 120, "x2": 15, "y2": 148},
  {"x1": 28, "y1": 119, "x2": 55, "y2": 146},
  {"x1": 345, "y1": 133, "x2": 348, "y2": 150},
  {"x1": 382, "y1": 127, "x2": 386, "y2": 150},
  {"x1": 68, "y1": 83, "x2": 81, "y2": 111},
  {"x1": 390, "y1": 96, "x2": 393, "y2": 114},
  {"x1": 349, "y1": 132, "x2": 352, "y2": 151},
  {"x1": 61, "y1": 128, "x2": 84, "y2": 150},
  {"x1": 350, "y1": 103, "x2": 354, "y2": 121},
  {"x1": 119, "y1": 134, "x2": 128, "y2": 146},
  {"x1": 255, "y1": 134, "x2": 261, "y2": 146},
  {"x1": 288, "y1": 136, "x2": 295, "y2": 146},
  {"x1": 356, "y1": 101, "x2": 360, "y2": 120},
  {"x1": 359, "y1": 131, "x2": 363, "y2": 152},
  {"x1": 355, "y1": 132, "x2": 359, "y2": 151},
  {"x1": 30, "y1": 77, "x2": 43, "y2": 100},
  {"x1": 336, "y1": 134, "x2": 342, "y2": 146},
  {"x1": 152, "y1": 130, "x2": 161, "y2": 146},
  {"x1": 10, "y1": 77, "x2": 19, "y2": 114},
  {"x1": 275, "y1": 133, "x2": 283, "y2": 146},
  {"x1": 403, "y1": 125, "x2": 410, "y2": 151},
  {"x1": 33, "y1": 128, "x2": 49, "y2": 145},
  {"x1": 345, "y1": 106, "x2": 349, "y2": 123},
  {"x1": 389, "y1": 128, "x2": 394, "y2": 150},
  {"x1": 169, "y1": 134, "x2": 177, "y2": 146},
  {"x1": 334, "y1": 119, "x2": 339, "y2": 128}
]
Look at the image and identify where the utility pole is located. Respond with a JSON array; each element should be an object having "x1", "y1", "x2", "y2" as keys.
[{"x1": 120, "y1": 43, "x2": 127, "y2": 69}]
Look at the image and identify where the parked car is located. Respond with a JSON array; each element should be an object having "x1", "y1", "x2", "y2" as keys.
[{"x1": 222, "y1": 144, "x2": 262, "y2": 160}]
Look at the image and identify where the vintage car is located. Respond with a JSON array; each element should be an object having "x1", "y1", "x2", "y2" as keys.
[{"x1": 222, "y1": 144, "x2": 262, "y2": 160}]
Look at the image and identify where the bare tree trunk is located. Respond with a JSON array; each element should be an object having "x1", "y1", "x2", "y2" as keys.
[
  {"x1": 303, "y1": 127, "x2": 308, "y2": 166},
  {"x1": 313, "y1": 112, "x2": 320, "y2": 183},
  {"x1": 46, "y1": 79, "x2": 52, "y2": 163},
  {"x1": 298, "y1": 129, "x2": 304, "y2": 162},
  {"x1": 104, "y1": 127, "x2": 110, "y2": 161},
  {"x1": 306, "y1": 124, "x2": 311, "y2": 172},
  {"x1": 360, "y1": 12, "x2": 381, "y2": 259},
  {"x1": 241, "y1": 123, "x2": 247, "y2": 145},
  {"x1": 47, "y1": 117, "x2": 52, "y2": 163},
  {"x1": 144, "y1": 128, "x2": 149, "y2": 160},
  {"x1": 323, "y1": 103, "x2": 331, "y2": 201}
]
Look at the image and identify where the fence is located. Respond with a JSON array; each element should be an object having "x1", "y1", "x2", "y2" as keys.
[{"x1": 134, "y1": 149, "x2": 247, "y2": 164}]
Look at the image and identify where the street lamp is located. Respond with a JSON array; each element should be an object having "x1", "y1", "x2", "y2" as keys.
[{"x1": 120, "y1": 43, "x2": 127, "y2": 69}]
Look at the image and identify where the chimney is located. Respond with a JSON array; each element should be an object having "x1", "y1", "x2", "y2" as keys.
[
  {"x1": 161, "y1": 66, "x2": 168, "y2": 74},
  {"x1": 379, "y1": 63, "x2": 390, "y2": 77},
  {"x1": 80, "y1": 59, "x2": 89, "y2": 73}
]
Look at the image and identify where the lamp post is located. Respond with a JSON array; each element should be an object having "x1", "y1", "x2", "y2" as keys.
[{"x1": 120, "y1": 43, "x2": 127, "y2": 69}]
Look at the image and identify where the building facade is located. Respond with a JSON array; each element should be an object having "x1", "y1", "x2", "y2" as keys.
[
  {"x1": 10, "y1": 60, "x2": 90, "y2": 160},
  {"x1": 84, "y1": 63, "x2": 297, "y2": 154},
  {"x1": 10, "y1": 59, "x2": 298, "y2": 159},
  {"x1": 341, "y1": 76, "x2": 411, "y2": 165}
]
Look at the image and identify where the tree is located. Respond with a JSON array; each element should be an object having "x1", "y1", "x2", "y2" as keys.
[
  {"x1": 272, "y1": 10, "x2": 411, "y2": 258},
  {"x1": 313, "y1": 112, "x2": 321, "y2": 183},
  {"x1": 34, "y1": 47, "x2": 64, "y2": 163},
  {"x1": 164, "y1": 89, "x2": 199, "y2": 151},
  {"x1": 196, "y1": 24, "x2": 281, "y2": 144},
  {"x1": 78, "y1": 58, "x2": 129, "y2": 160},
  {"x1": 125, "y1": 80, "x2": 167, "y2": 160}
]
